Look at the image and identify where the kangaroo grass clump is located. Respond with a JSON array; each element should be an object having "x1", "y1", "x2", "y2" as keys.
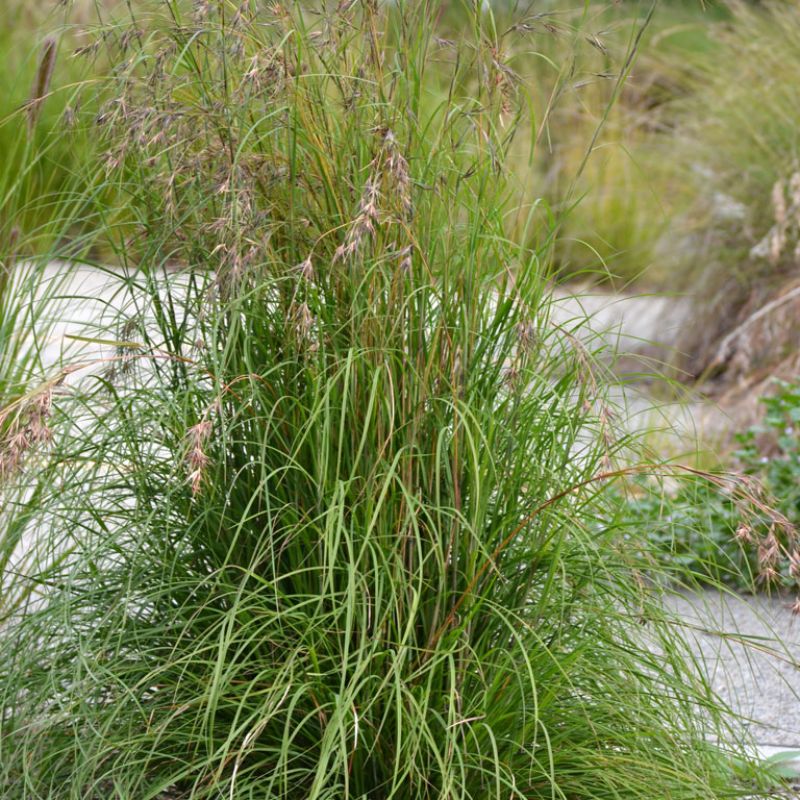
[{"x1": 0, "y1": 2, "x2": 778, "y2": 798}]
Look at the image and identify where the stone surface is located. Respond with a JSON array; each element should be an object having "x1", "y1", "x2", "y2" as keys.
[
  {"x1": 667, "y1": 589, "x2": 800, "y2": 747},
  {"x1": 551, "y1": 286, "x2": 691, "y2": 355}
]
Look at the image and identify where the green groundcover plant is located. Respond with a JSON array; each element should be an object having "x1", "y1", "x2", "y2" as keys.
[
  {"x1": 626, "y1": 378, "x2": 800, "y2": 595},
  {"x1": 0, "y1": 2, "x2": 785, "y2": 798}
]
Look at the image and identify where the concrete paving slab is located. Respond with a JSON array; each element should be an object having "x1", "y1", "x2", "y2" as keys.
[{"x1": 667, "y1": 589, "x2": 800, "y2": 748}]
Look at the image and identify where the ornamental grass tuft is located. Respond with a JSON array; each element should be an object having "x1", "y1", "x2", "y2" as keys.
[{"x1": 0, "y1": 2, "x2": 775, "y2": 798}]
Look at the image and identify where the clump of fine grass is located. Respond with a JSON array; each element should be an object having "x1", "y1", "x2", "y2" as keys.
[{"x1": 0, "y1": 2, "x2": 779, "y2": 798}]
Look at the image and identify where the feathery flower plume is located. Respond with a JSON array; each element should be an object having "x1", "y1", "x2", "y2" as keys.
[
  {"x1": 383, "y1": 129, "x2": 412, "y2": 220},
  {"x1": 296, "y1": 256, "x2": 315, "y2": 282},
  {"x1": 334, "y1": 176, "x2": 381, "y2": 263},
  {"x1": 334, "y1": 129, "x2": 413, "y2": 263}
]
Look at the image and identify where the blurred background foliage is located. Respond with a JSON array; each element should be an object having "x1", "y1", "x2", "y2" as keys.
[{"x1": 3, "y1": 0, "x2": 800, "y2": 383}]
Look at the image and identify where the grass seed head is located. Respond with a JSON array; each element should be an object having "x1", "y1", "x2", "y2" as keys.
[
  {"x1": 185, "y1": 419, "x2": 213, "y2": 496},
  {"x1": 0, "y1": 387, "x2": 53, "y2": 480},
  {"x1": 758, "y1": 526, "x2": 780, "y2": 569},
  {"x1": 734, "y1": 522, "x2": 754, "y2": 544},
  {"x1": 26, "y1": 36, "x2": 58, "y2": 131},
  {"x1": 296, "y1": 256, "x2": 315, "y2": 282}
]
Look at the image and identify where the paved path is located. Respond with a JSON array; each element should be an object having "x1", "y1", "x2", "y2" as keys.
[
  {"x1": 551, "y1": 287, "x2": 735, "y2": 447},
  {"x1": 30, "y1": 261, "x2": 182, "y2": 381},
  {"x1": 551, "y1": 287, "x2": 691, "y2": 354},
  {"x1": 667, "y1": 590, "x2": 800, "y2": 746}
]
